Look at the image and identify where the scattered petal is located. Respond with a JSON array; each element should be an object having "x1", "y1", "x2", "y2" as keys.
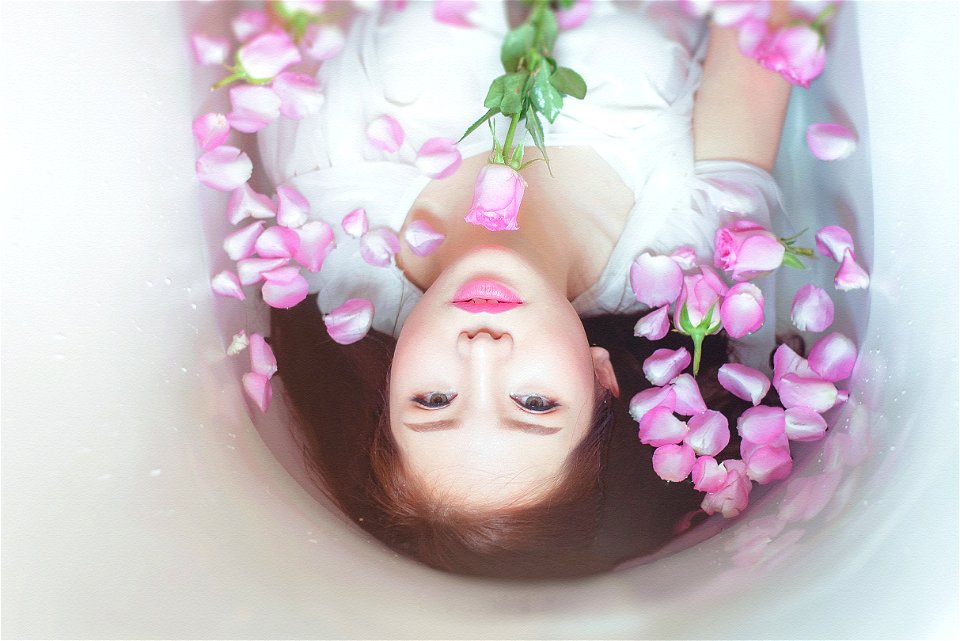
[
  {"x1": 652, "y1": 443, "x2": 697, "y2": 482},
  {"x1": 341, "y1": 208, "x2": 369, "y2": 238},
  {"x1": 237, "y1": 29, "x2": 302, "y2": 81},
  {"x1": 701, "y1": 459, "x2": 752, "y2": 517},
  {"x1": 633, "y1": 305, "x2": 671, "y2": 340},
  {"x1": 637, "y1": 406, "x2": 689, "y2": 447},
  {"x1": 642, "y1": 347, "x2": 692, "y2": 386},
  {"x1": 211, "y1": 270, "x2": 246, "y2": 301},
  {"x1": 685, "y1": 410, "x2": 730, "y2": 456},
  {"x1": 743, "y1": 442, "x2": 793, "y2": 484},
  {"x1": 433, "y1": 0, "x2": 477, "y2": 27},
  {"x1": 737, "y1": 17, "x2": 769, "y2": 58},
  {"x1": 223, "y1": 221, "x2": 265, "y2": 261},
  {"x1": 227, "y1": 84, "x2": 281, "y2": 133},
  {"x1": 242, "y1": 371, "x2": 272, "y2": 412},
  {"x1": 231, "y1": 9, "x2": 269, "y2": 42},
  {"x1": 790, "y1": 284, "x2": 834, "y2": 332},
  {"x1": 236, "y1": 257, "x2": 289, "y2": 286},
  {"x1": 367, "y1": 114, "x2": 405, "y2": 153},
  {"x1": 815, "y1": 225, "x2": 855, "y2": 262},
  {"x1": 784, "y1": 406, "x2": 828, "y2": 441},
  {"x1": 772, "y1": 343, "x2": 818, "y2": 387},
  {"x1": 360, "y1": 227, "x2": 401, "y2": 267},
  {"x1": 324, "y1": 298, "x2": 375, "y2": 345},
  {"x1": 464, "y1": 163, "x2": 525, "y2": 231},
  {"x1": 712, "y1": 0, "x2": 770, "y2": 26},
  {"x1": 628, "y1": 385, "x2": 677, "y2": 423},
  {"x1": 556, "y1": 0, "x2": 592, "y2": 29},
  {"x1": 691, "y1": 455, "x2": 727, "y2": 493},
  {"x1": 714, "y1": 220, "x2": 785, "y2": 281},
  {"x1": 273, "y1": 71, "x2": 325, "y2": 120},
  {"x1": 403, "y1": 219, "x2": 445, "y2": 256},
  {"x1": 835, "y1": 249, "x2": 870, "y2": 290},
  {"x1": 718, "y1": 363, "x2": 771, "y2": 406},
  {"x1": 630, "y1": 252, "x2": 684, "y2": 308},
  {"x1": 249, "y1": 333, "x2": 277, "y2": 377},
  {"x1": 227, "y1": 183, "x2": 275, "y2": 224},
  {"x1": 196, "y1": 146, "x2": 252, "y2": 191},
  {"x1": 303, "y1": 23, "x2": 346, "y2": 61},
  {"x1": 777, "y1": 374, "x2": 839, "y2": 412},
  {"x1": 276, "y1": 184, "x2": 310, "y2": 228},
  {"x1": 192, "y1": 112, "x2": 230, "y2": 151},
  {"x1": 806, "y1": 122, "x2": 857, "y2": 161},
  {"x1": 261, "y1": 266, "x2": 309, "y2": 308},
  {"x1": 737, "y1": 404, "x2": 786, "y2": 445},
  {"x1": 227, "y1": 329, "x2": 249, "y2": 355},
  {"x1": 669, "y1": 246, "x2": 698, "y2": 270},
  {"x1": 807, "y1": 332, "x2": 857, "y2": 382},
  {"x1": 190, "y1": 33, "x2": 230, "y2": 66},
  {"x1": 255, "y1": 225, "x2": 300, "y2": 258},
  {"x1": 720, "y1": 282, "x2": 765, "y2": 338},
  {"x1": 294, "y1": 221, "x2": 336, "y2": 272},
  {"x1": 670, "y1": 374, "x2": 707, "y2": 416},
  {"x1": 415, "y1": 137, "x2": 462, "y2": 179}
]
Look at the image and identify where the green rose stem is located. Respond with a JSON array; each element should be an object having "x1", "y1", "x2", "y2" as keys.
[{"x1": 502, "y1": 113, "x2": 522, "y2": 169}]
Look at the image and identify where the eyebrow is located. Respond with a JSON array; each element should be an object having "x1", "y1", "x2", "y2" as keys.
[{"x1": 402, "y1": 419, "x2": 561, "y2": 436}]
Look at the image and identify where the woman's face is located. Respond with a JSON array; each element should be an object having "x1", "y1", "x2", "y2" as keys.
[{"x1": 389, "y1": 246, "x2": 617, "y2": 507}]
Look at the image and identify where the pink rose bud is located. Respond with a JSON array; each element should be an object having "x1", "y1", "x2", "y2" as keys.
[
  {"x1": 433, "y1": 0, "x2": 477, "y2": 27},
  {"x1": 223, "y1": 221, "x2": 265, "y2": 261},
  {"x1": 261, "y1": 265, "x2": 309, "y2": 309},
  {"x1": 755, "y1": 24, "x2": 825, "y2": 88},
  {"x1": 341, "y1": 208, "x2": 369, "y2": 238},
  {"x1": 670, "y1": 374, "x2": 707, "y2": 416},
  {"x1": 776, "y1": 374, "x2": 839, "y2": 413},
  {"x1": 464, "y1": 164, "x2": 526, "y2": 231},
  {"x1": 630, "y1": 253, "x2": 684, "y2": 308},
  {"x1": 815, "y1": 225, "x2": 855, "y2": 262},
  {"x1": 633, "y1": 305, "x2": 671, "y2": 341},
  {"x1": 772, "y1": 342, "x2": 817, "y2": 387},
  {"x1": 808, "y1": 332, "x2": 857, "y2": 382},
  {"x1": 255, "y1": 225, "x2": 300, "y2": 259},
  {"x1": 743, "y1": 442, "x2": 793, "y2": 484},
  {"x1": 236, "y1": 29, "x2": 302, "y2": 81},
  {"x1": 684, "y1": 409, "x2": 730, "y2": 456},
  {"x1": 718, "y1": 363, "x2": 771, "y2": 406},
  {"x1": 556, "y1": 0, "x2": 592, "y2": 29},
  {"x1": 211, "y1": 270, "x2": 246, "y2": 301},
  {"x1": 192, "y1": 112, "x2": 230, "y2": 150},
  {"x1": 227, "y1": 84, "x2": 281, "y2": 133},
  {"x1": 227, "y1": 183, "x2": 276, "y2": 224},
  {"x1": 807, "y1": 122, "x2": 857, "y2": 161},
  {"x1": 637, "y1": 406, "x2": 689, "y2": 447},
  {"x1": 835, "y1": 249, "x2": 870, "y2": 290},
  {"x1": 360, "y1": 227, "x2": 401, "y2": 267},
  {"x1": 720, "y1": 282, "x2": 765, "y2": 338},
  {"x1": 652, "y1": 443, "x2": 697, "y2": 482},
  {"x1": 196, "y1": 146, "x2": 253, "y2": 192},
  {"x1": 628, "y1": 385, "x2": 677, "y2": 423},
  {"x1": 403, "y1": 219, "x2": 445, "y2": 257},
  {"x1": 784, "y1": 406, "x2": 828, "y2": 441},
  {"x1": 276, "y1": 184, "x2": 310, "y2": 228},
  {"x1": 303, "y1": 23, "x2": 346, "y2": 61},
  {"x1": 714, "y1": 220, "x2": 785, "y2": 281},
  {"x1": 249, "y1": 333, "x2": 277, "y2": 377},
  {"x1": 237, "y1": 257, "x2": 289, "y2": 286},
  {"x1": 324, "y1": 298, "x2": 375, "y2": 345},
  {"x1": 191, "y1": 33, "x2": 230, "y2": 66},
  {"x1": 674, "y1": 271, "x2": 725, "y2": 334},
  {"x1": 294, "y1": 221, "x2": 336, "y2": 272},
  {"x1": 700, "y1": 459, "x2": 752, "y2": 518},
  {"x1": 415, "y1": 137, "x2": 463, "y2": 179},
  {"x1": 366, "y1": 114, "x2": 405, "y2": 153},
  {"x1": 737, "y1": 404, "x2": 786, "y2": 445},
  {"x1": 691, "y1": 456, "x2": 728, "y2": 493},
  {"x1": 643, "y1": 347, "x2": 692, "y2": 386},
  {"x1": 790, "y1": 284, "x2": 834, "y2": 332},
  {"x1": 242, "y1": 371, "x2": 273, "y2": 412}
]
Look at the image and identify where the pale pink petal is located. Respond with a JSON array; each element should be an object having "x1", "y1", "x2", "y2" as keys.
[
  {"x1": 718, "y1": 363, "x2": 770, "y2": 406},
  {"x1": 778, "y1": 469, "x2": 843, "y2": 523},
  {"x1": 652, "y1": 443, "x2": 697, "y2": 482},
  {"x1": 784, "y1": 406, "x2": 828, "y2": 441},
  {"x1": 720, "y1": 282, "x2": 765, "y2": 338},
  {"x1": 367, "y1": 114, "x2": 405, "y2": 153},
  {"x1": 231, "y1": 9, "x2": 269, "y2": 42},
  {"x1": 227, "y1": 183, "x2": 276, "y2": 224},
  {"x1": 633, "y1": 305, "x2": 670, "y2": 340},
  {"x1": 324, "y1": 298, "x2": 375, "y2": 345},
  {"x1": 303, "y1": 23, "x2": 346, "y2": 61},
  {"x1": 807, "y1": 332, "x2": 857, "y2": 382},
  {"x1": 629, "y1": 252, "x2": 684, "y2": 308},
  {"x1": 415, "y1": 137, "x2": 462, "y2": 179},
  {"x1": 294, "y1": 221, "x2": 336, "y2": 272},
  {"x1": 192, "y1": 113, "x2": 230, "y2": 151},
  {"x1": 737, "y1": 404, "x2": 786, "y2": 445},
  {"x1": 835, "y1": 249, "x2": 870, "y2": 290},
  {"x1": 237, "y1": 29, "x2": 302, "y2": 81},
  {"x1": 236, "y1": 257, "x2": 289, "y2": 286},
  {"x1": 272, "y1": 72, "x2": 325, "y2": 120},
  {"x1": 403, "y1": 219, "x2": 445, "y2": 256},
  {"x1": 341, "y1": 208, "x2": 369, "y2": 238},
  {"x1": 806, "y1": 122, "x2": 857, "y2": 161},
  {"x1": 691, "y1": 456, "x2": 727, "y2": 493},
  {"x1": 227, "y1": 84, "x2": 281, "y2": 133},
  {"x1": 738, "y1": 18, "x2": 770, "y2": 59},
  {"x1": 637, "y1": 406, "x2": 689, "y2": 447},
  {"x1": 276, "y1": 184, "x2": 310, "y2": 228},
  {"x1": 196, "y1": 146, "x2": 253, "y2": 192},
  {"x1": 261, "y1": 267, "x2": 309, "y2": 309},
  {"x1": 712, "y1": 0, "x2": 770, "y2": 27},
  {"x1": 777, "y1": 374, "x2": 839, "y2": 412},
  {"x1": 255, "y1": 225, "x2": 301, "y2": 258},
  {"x1": 772, "y1": 343, "x2": 818, "y2": 387},
  {"x1": 815, "y1": 225, "x2": 855, "y2": 262},
  {"x1": 642, "y1": 347, "x2": 692, "y2": 386},
  {"x1": 190, "y1": 33, "x2": 230, "y2": 66},
  {"x1": 790, "y1": 284, "x2": 834, "y2": 332},
  {"x1": 211, "y1": 270, "x2": 246, "y2": 301},
  {"x1": 684, "y1": 409, "x2": 730, "y2": 456},
  {"x1": 360, "y1": 227, "x2": 401, "y2": 267},
  {"x1": 248, "y1": 333, "x2": 277, "y2": 377},
  {"x1": 701, "y1": 460, "x2": 752, "y2": 518},
  {"x1": 743, "y1": 442, "x2": 793, "y2": 484},
  {"x1": 223, "y1": 221, "x2": 265, "y2": 261},
  {"x1": 433, "y1": 0, "x2": 477, "y2": 27},
  {"x1": 628, "y1": 386, "x2": 677, "y2": 423},
  {"x1": 227, "y1": 330, "x2": 249, "y2": 356},
  {"x1": 669, "y1": 246, "x2": 698, "y2": 270},
  {"x1": 670, "y1": 374, "x2": 707, "y2": 416},
  {"x1": 242, "y1": 371, "x2": 272, "y2": 412},
  {"x1": 556, "y1": 0, "x2": 592, "y2": 29}
]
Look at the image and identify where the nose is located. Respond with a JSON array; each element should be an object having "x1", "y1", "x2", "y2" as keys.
[{"x1": 457, "y1": 329, "x2": 513, "y2": 357}]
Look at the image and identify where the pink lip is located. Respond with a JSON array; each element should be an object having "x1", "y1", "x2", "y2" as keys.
[{"x1": 452, "y1": 278, "x2": 522, "y2": 314}]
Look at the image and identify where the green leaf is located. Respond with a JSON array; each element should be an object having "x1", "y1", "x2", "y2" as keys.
[
  {"x1": 483, "y1": 76, "x2": 506, "y2": 109},
  {"x1": 458, "y1": 107, "x2": 499, "y2": 143},
  {"x1": 500, "y1": 72, "x2": 527, "y2": 115},
  {"x1": 556, "y1": 0, "x2": 575, "y2": 9},
  {"x1": 501, "y1": 23, "x2": 534, "y2": 72},
  {"x1": 537, "y1": 6, "x2": 558, "y2": 52},
  {"x1": 524, "y1": 105, "x2": 548, "y2": 164},
  {"x1": 509, "y1": 140, "x2": 525, "y2": 168},
  {"x1": 531, "y1": 64, "x2": 563, "y2": 123},
  {"x1": 781, "y1": 253, "x2": 807, "y2": 270},
  {"x1": 550, "y1": 66, "x2": 587, "y2": 99}
]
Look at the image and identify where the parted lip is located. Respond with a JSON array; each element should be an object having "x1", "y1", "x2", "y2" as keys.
[{"x1": 452, "y1": 278, "x2": 522, "y2": 313}]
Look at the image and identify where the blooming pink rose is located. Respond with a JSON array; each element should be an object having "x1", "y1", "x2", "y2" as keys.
[
  {"x1": 807, "y1": 122, "x2": 857, "y2": 161},
  {"x1": 464, "y1": 164, "x2": 525, "y2": 231},
  {"x1": 720, "y1": 281, "x2": 765, "y2": 338},
  {"x1": 324, "y1": 298, "x2": 375, "y2": 345},
  {"x1": 652, "y1": 443, "x2": 697, "y2": 482},
  {"x1": 754, "y1": 25, "x2": 826, "y2": 88},
  {"x1": 714, "y1": 220, "x2": 785, "y2": 281},
  {"x1": 236, "y1": 29, "x2": 302, "y2": 82},
  {"x1": 630, "y1": 253, "x2": 684, "y2": 308},
  {"x1": 790, "y1": 284, "x2": 834, "y2": 332}
]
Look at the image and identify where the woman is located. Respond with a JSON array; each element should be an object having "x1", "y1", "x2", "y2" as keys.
[{"x1": 265, "y1": 0, "x2": 794, "y2": 579}]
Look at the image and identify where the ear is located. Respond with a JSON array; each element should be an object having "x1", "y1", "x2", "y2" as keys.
[{"x1": 590, "y1": 346, "x2": 620, "y2": 399}]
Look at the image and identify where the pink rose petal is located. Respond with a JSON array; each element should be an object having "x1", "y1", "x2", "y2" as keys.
[
  {"x1": 737, "y1": 17, "x2": 769, "y2": 58},
  {"x1": 367, "y1": 114, "x2": 405, "y2": 153},
  {"x1": 808, "y1": 332, "x2": 857, "y2": 382},
  {"x1": 712, "y1": 0, "x2": 770, "y2": 27},
  {"x1": 633, "y1": 305, "x2": 671, "y2": 341},
  {"x1": 236, "y1": 257, "x2": 289, "y2": 286},
  {"x1": 720, "y1": 282, "x2": 765, "y2": 338},
  {"x1": 303, "y1": 23, "x2": 346, "y2": 61},
  {"x1": 341, "y1": 208, "x2": 368, "y2": 238},
  {"x1": 237, "y1": 29, "x2": 302, "y2": 81},
  {"x1": 743, "y1": 442, "x2": 793, "y2": 484},
  {"x1": 249, "y1": 333, "x2": 277, "y2": 377},
  {"x1": 223, "y1": 221, "x2": 265, "y2": 261},
  {"x1": 294, "y1": 221, "x2": 336, "y2": 272},
  {"x1": 630, "y1": 253, "x2": 684, "y2": 308},
  {"x1": 360, "y1": 227, "x2": 401, "y2": 267},
  {"x1": 272, "y1": 72, "x2": 325, "y2": 120},
  {"x1": 261, "y1": 266, "x2": 309, "y2": 309},
  {"x1": 556, "y1": 0, "x2": 592, "y2": 29},
  {"x1": 718, "y1": 363, "x2": 771, "y2": 406},
  {"x1": 196, "y1": 146, "x2": 253, "y2": 192},
  {"x1": 415, "y1": 137, "x2": 463, "y2": 179},
  {"x1": 628, "y1": 386, "x2": 677, "y2": 423},
  {"x1": 192, "y1": 112, "x2": 230, "y2": 151},
  {"x1": 231, "y1": 9, "x2": 268, "y2": 42},
  {"x1": 227, "y1": 84, "x2": 281, "y2": 133},
  {"x1": 242, "y1": 371, "x2": 272, "y2": 412},
  {"x1": 835, "y1": 249, "x2": 870, "y2": 291},
  {"x1": 190, "y1": 33, "x2": 230, "y2": 66},
  {"x1": 642, "y1": 347, "x2": 692, "y2": 386},
  {"x1": 701, "y1": 459, "x2": 752, "y2": 518},
  {"x1": 807, "y1": 122, "x2": 857, "y2": 161},
  {"x1": 772, "y1": 343, "x2": 818, "y2": 387},
  {"x1": 652, "y1": 443, "x2": 697, "y2": 482},
  {"x1": 776, "y1": 374, "x2": 839, "y2": 413},
  {"x1": 637, "y1": 406, "x2": 689, "y2": 447},
  {"x1": 790, "y1": 284, "x2": 834, "y2": 332},
  {"x1": 784, "y1": 406, "x2": 828, "y2": 441},
  {"x1": 227, "y1": 183, "x2": 276, "y2": 225},
  {"x1": 737, "y1": 404, "x2": 786, "y2": 445},
  {"x1": 670, "y1": 374, "x2": 707, "y2": 416},
  {"x1": 255, "y1": 225, "x2": 301, "y2": 258},
  {"x1": 403, "y1": 219, "x2": 445, "y2": 257},
  {"x1": 433, "y1": 0, "x2": 477, "y2": 27},
  {"x1": 211, "y1": 270, "x2": 246, "y2": 301},
  {"x1": 684, "y1": 409, "x2": 730, "y2": 456},
  {"x1": 815, "y1": 225, "x2": 855, "y2": 262},
  {"x1": 669, "y1": 246, "x2": 698, "y2": 270},
  {"x1": 324, "y1": 298, "x2": 375, "y2": 345},
  {"x1": 691, "y1": 455, "x2": 727, "y2": 493},
  {"x1": 276, "y1": 184, "x2": 310, "y2": 228}
]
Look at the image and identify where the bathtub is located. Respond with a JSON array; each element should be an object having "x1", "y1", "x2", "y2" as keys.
[{"x1": 2, "y1": 1, "x2": 957, "y2": 638}]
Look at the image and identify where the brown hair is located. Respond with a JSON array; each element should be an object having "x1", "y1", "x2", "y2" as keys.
[{"x1": 270, "y1": 296, "x2": 748, "y2": 580}]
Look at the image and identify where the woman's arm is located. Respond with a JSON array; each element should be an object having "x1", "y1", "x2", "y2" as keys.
[{"x1": 693, "y1": 17, "x2": 793, "y2": 172}]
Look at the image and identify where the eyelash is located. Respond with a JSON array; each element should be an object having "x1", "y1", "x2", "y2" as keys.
[
  {"x1": 411, "y1": 393, "x2": 559, "y2": 413},
  {"x1": 511, "y1": 394, "x2": 560, "y2": 413},
  {"x1": 412, "y1": 392, "x2": 457, "y2": 409}
]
